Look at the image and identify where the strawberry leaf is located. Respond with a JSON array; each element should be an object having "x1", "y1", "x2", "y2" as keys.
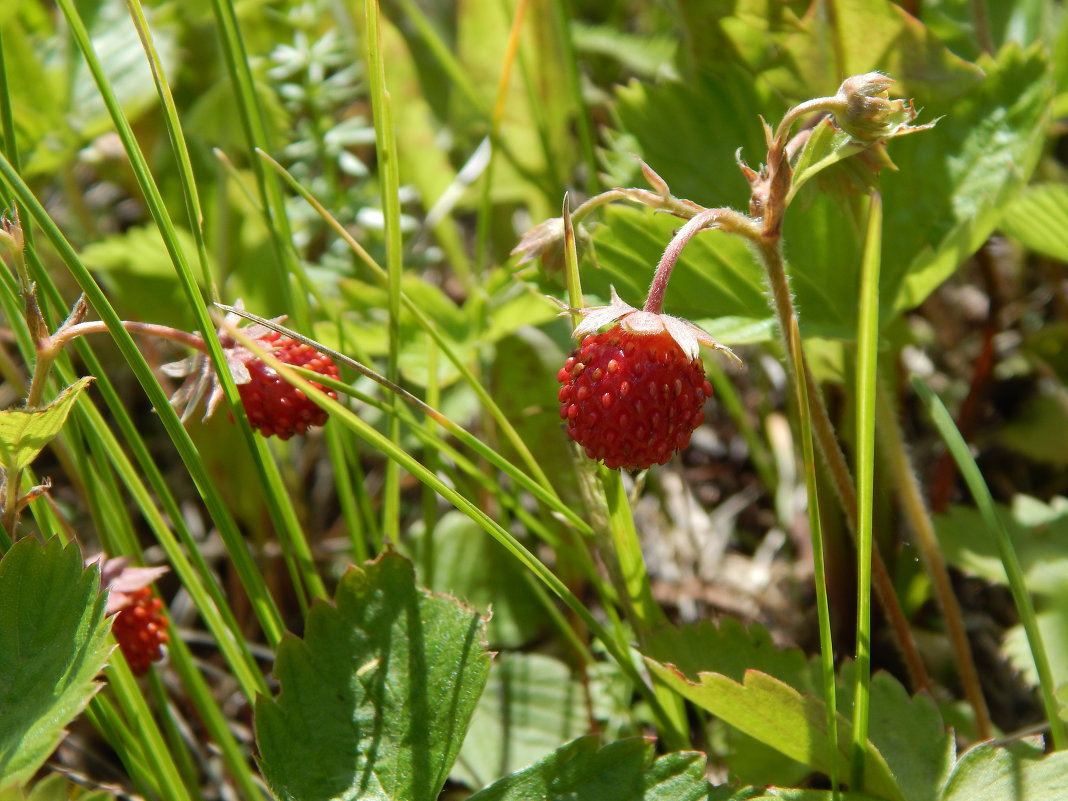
[
  {"x1": 0, "y1": 537, "x2": 111, "y2": 787},
  {"x1": 465, "y1": 736, "x2": 709, "y2": 801},
  {"x1": 645, "y1": 661, "x2": 905, "y2": 801},
  {"x1": 255, "y1": 551, "x2": 491, "y2": 801},
  {"x1": 0, "y1": 378, "x2": 93, "y2": 476},
  {"x1": 940, "y1": 740, "x2": 1068, "y2": 801}
]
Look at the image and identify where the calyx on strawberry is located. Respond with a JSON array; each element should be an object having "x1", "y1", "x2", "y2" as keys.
[
  {"x1": 162, "y1": 307, "x2": 340, "y2": 439},
  {"x1": 557, "y1": 289, "x2": 738, "y2": 471}
]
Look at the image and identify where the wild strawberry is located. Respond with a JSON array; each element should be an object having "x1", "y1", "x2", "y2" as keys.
[
  {"x1": 556, "y1": 289, "x2": 737, "y2": 471},
  {"x1": 111, "y1": 587, "x2": 169, "y2": 676},
  {"x1": 232, "y1": 331, "x2": 340, "y2": 439}
]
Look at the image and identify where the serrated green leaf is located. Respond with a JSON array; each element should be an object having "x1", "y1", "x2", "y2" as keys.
[
  {"x1": 466, "y1": 736, "x2": 709, "y2": 801},
  {"x1": 839, "y1": 669, "x2": 954, "y2": 801},
  {"x1": 940, "y1": 740, "x2": 1068, "y2": 801},
  {"x1": 0, "y1": 378, "x2": 93, "y2": 476},
  {"x1": 884, "y1": 44, "x2": 1052, "y2": 320},
  {"x1": 1000, "y1": 183, "x2": 1068, "y2": 263},
  {"x1": 452, "y1": 653, "x2": 587, "y2": 789},
  {"x1": 1002, "y1": 600, "x2": 1068, "y2": 689},
  {"x1": 255, "y1": 551, "x2": 491, "y2": 801},
  {"x1": 646, "y1": 661, "x2": 905, "y2": 801},
  {"x1": 934, "y1": 496, "x2": 1068, "y2": 597},
  {"x1": 645, "y1": 619, "x2": 816, "y2": 693},
  {"x1": 0, "y1": 537, "x2": 111, "y2": 787},
  {"x1": 603, "y1": 30, "x2": 1050, "y2": 340},
  {"x1": 604, "y1": 67, "x2": 778, "y2": 210}
]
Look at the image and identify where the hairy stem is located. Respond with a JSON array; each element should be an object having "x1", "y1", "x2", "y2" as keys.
[{"x1": 756, "y1": 236, "x2": 932, "y2": 693}]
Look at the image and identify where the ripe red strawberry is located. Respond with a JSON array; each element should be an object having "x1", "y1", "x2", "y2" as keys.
[
  {"x1": 234, "y1": 331, "x2": 340, "y2": 439},
  {"x1": 556, "y1": 290, "x2": 737, "y2": 471},
  {"x1": 111, "y1": 587, "x2": 169, "y2": 676}
]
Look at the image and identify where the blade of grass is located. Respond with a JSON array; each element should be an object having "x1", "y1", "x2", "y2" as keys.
[
  {"x1": 233, "y1": 324, "x2": 678, "y2": 731},
  {"x1": 104, "y1": 659, "x2": 200, "y2": 801},
  {"x1": 0, "y1": 149, "x2": 286, "y2": 649},
  {"x1": 122, "y1": 0, "x2": 327, "y2": 607},
  {"x1": 208, "y1": 0, "x2": 297, "y2": 314},
  {"x1": 876, "y1": 375, "x2": 992, "y2": 739},
  {"x1": 364, "y1": 0, "x2": 404, "y2": 544},
  {"x1": 850, "y1": 192, "x2": 881, "y2": 789},
  {"x1": 788, "y1": 316, "x2": 839, "y2": 799},
  {"x1": 257, "y1": 149, "x2": 556, "y2": 494},
  {"x1": 912, "y1": 376, "x2": 1067, "y2": 749},
  {"x1": 44, "y1": 0, "x2": 290, "y2": 642}
]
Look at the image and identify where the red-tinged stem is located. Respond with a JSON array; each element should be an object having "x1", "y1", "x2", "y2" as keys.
[
  {"x1": 53, "y1": 321, "x2": 207, "y2": 353},
  {"x1": 643, "y1": 208, "x2": 760, "y2": 314}
]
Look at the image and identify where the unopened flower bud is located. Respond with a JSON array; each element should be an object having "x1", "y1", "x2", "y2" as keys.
[{"x1": 831, "y1": 72, "x2": 919, "y2": 142}]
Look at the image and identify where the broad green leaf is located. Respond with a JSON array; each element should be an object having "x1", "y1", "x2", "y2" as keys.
[
  {"x1": 1002, "y1": 600, "x2": 1068, "y2": 689},
  {"x1": 0, "y1": 772, "x2": 113, "y2": 801},
  {"x1": 255, "y1": 551, "x2": 491, "y2": 801},
  {"x1": 452, "y1": 653, "x2": 587, "y2": 789},
  {"x1": 65, "y1": 0, "x2": 180, "y2": 139},
  {"x1": 0, "y1": 537, "x2": 111, "y2": 787},
  {"x1": 882, "y1": 44, "x2": 1051, "y2": 319},
  {"x1": 934, "y1": 496, "x2": 1068, "y2": 597},
  {"x1": 644, "y1": 619, "x2": 815, "y2": 694},
  {"x1": 999, "y1": 184, "x2": 1068, "y2": 263},
  {"x1": 466, "y1": 736, "x2": 709, "y2": 801},
  {"x1": 572, "y1": 22, "x2": 678, "y2": 81},
  {"x1": 647, "y1": 622, "x2": 951, "y2": 801},
  {"x1": 0, "y1": 378, "x2": 93, "y2": 475},
  {"x1": 407, "y1": 511, "x2": 546, "y2": 649},
  {"x1": 995, "y1": 389, "x2": 1068, "y2": 466},
  {"x1": 940, "y1": 740, "x2": 1068, "y2": 801},
  {"x1": 646, "y1": 661, "x2": 904, "y2": 801},
  {"x1": 713, "y1": 0, "x2": 983, "y2": 103},
  {"x1": 80, "y1": 225, "x2": 207, "y2": 328},
  {"x1": 602, "y1": 30, "x2": 1050, "y2": 339},
  {"x1": 838, "y1": 669, "x2": 954, "y2": 801}
]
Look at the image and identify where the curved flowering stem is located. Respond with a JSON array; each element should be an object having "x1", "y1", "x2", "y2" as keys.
[{"x1": 644, "y1": 207, "x2": 761, "y2": 315}]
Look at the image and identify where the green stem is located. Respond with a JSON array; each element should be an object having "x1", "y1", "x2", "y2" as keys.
[
  {"x1": 787, "y1": 316, "x2": 838, "y2": 798},
  {"x1": 755, "y1": 235, "x2": 932, "y2": 695},
  {"x1": 850, "y1": 193, "x2": 881, "y2": 789},
  {"x1": 365, "y1": 0, "x2": 404, "y2": 543},
  {"x1": 876, "y1": 376, "x2": 992, "y2": 740},
  {"x1": 913, "y1": 377, "x2": 1067, "y2": 750}
]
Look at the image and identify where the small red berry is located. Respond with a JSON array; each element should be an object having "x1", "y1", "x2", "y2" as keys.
[
  {"x1": 235, "y1": 331, "x2": 340, "y2": 439},
  {"x1": 559, "y1": 325, "x2": 713, "y2": 470},
  {"x1": 111, "y1": 587, "x2": 169, "y2": 676}
]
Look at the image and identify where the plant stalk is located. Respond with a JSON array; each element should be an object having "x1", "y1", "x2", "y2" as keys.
[
  {"x1": 877, "y1": 376, "x2": 993, "y2": 739},
  {"x1": 755, "y1": 236, "x2": 932, "y2": 693}
]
